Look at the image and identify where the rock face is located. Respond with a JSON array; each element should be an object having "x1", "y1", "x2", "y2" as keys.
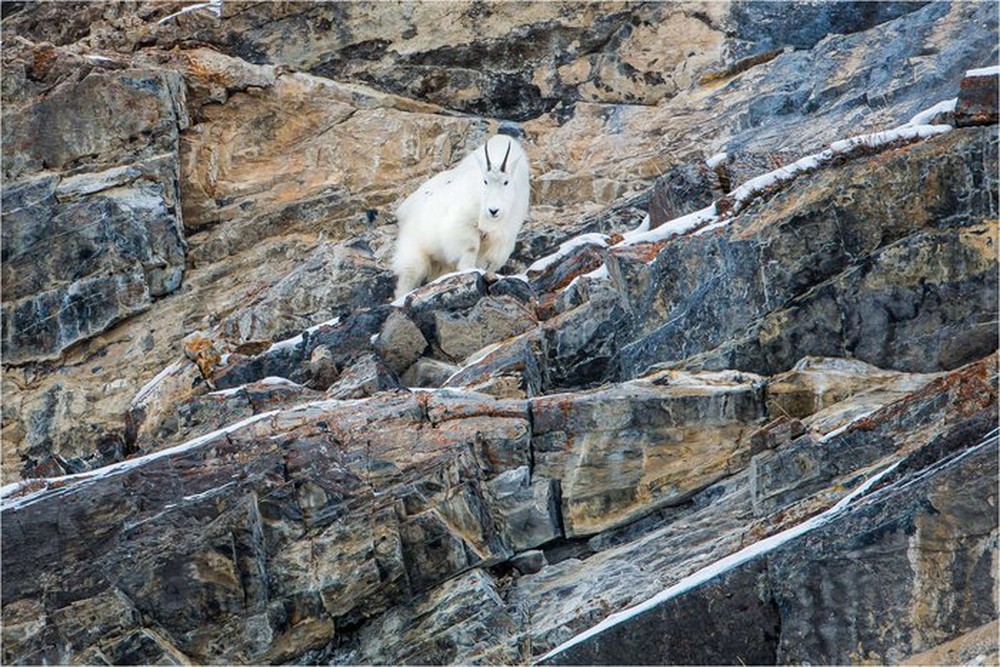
[
  {"x1": 2, "y1": 63, "x2": 188, "y2": 365},
  {"x1": 2, "y1": 2, "x2": 998, "y2": 665}
]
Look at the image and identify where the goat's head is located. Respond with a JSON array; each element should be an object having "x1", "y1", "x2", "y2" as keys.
[{"x1": 479, "y1": 139, "x2": 519, "y2": 225}]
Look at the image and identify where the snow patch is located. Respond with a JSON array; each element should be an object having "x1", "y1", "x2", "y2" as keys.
[
  {"x1": 829, "y1": 123, "x2": 951, "y2": 154},
  {"x1": 269, "y1": 332, "x2": 304, "y2": 352},
  {"x1": 908, "y1": 98, "x2": 957, "y2": 126},
  {"x1": 621, "y1": 204, "x2": 718, "y2": 246},
  {"x1": 83, "y1": 54, "x2": 118, "y2": 64},
  {"x1": 528, "y1": 233, "x2": 609, "y2": 274},
  {"x1": 157, "y1": 0, "x2": 222, "y2": 23},
  {"x1": 622, "y1": 98, "x2": 954, "y2": 249},
  {"x1": 258, "y1": 376, "x2": 300, "y2": 387},
  {"x1": 269, "y1": 316, "x2": 342, "y2": 352},
  {"x1": 705, "y1": 152, "x2": 729, "y2": 170},
  {"x1": 966, "y1": 65, "x2": 1000, "y2": 78},
  {"x1": 208, "y1": 386, "x2": 245, "y2": 398}
]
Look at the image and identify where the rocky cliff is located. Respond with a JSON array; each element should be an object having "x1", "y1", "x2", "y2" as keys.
[{"x1": 2, "y1": 2, "x2": 998, "y2": 664}]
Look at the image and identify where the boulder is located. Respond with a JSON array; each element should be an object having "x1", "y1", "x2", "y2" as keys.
[
  {"x1": 955, "y1": 66, "x2": 999, "y2": 127},
  {"x1": 433, "y1": 296, "x2": 537, "y2": 363},
  {"x1": 373, "y1": 310, "x2": 427, "y2": 375}
]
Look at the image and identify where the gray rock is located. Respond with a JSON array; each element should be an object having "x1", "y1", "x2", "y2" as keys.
[
  {"x1": 217, "y1": 241, "x2": 394, "y2": 346},
  {"x1": 530, "y1": 369, "x2": 766, "y2": 537},
  {"x1": 213, "y1": 307, "x2": 391, "y2": 390},
  {"x1": 2, "y1": 158, "x2": 187, "y2": 364},
  {"x1": 647, "y1": 160, "x2": 718, "y2": 227},
  {"x1": 325, "y1": 353, "x2": 399, "y2": 400},
  {"x1": 2, "y1": 67, "x2": 188, "y2": 180},
  {"x1": 1, "y1": 63, "x2": 190, "y2": 365},
  {"x1": 511, "y1": 550, "x2": 547, "y2": 575},
  {"x1": 331, "y1": 569, "x2": 526, "y2": 665},
  {"x1": 486, "y1": 466, "x2": 562, "y2": 553},
  {"x1": 433, "y1": 296, "x2": 537, "y2": 363},
  {"x1": 444, "y1": 329, "x2": 547, "y2": 399},
  {"x1": 307, "y1": 345, "x2": 340, "y2": 390},
  {"x1": 543, "y1": 282, "x2": 630, "y2": 389},
  {"x1": 757, "y1": 355, "x2": 998, "y2": 518},
  {"x1": 771, "y1": 432, "x2": 998, "y2": 664},
  {"x1": 721, "y1": 1, "x2": 931, "y2": 62},
  {"x1": 540, "y1": 388, "x2": 998, "y2": 665},
  {"x1": 405, "y1": 271, "x2": 487, "y2": 330},
  {"x1": 400, "y1": 358, "x2": 461, "y2": 388},
  {"x1": 542, "y1": 558, "x2": 780, "y2": 666},
  {"x1": 373, "y1": 310, "x2": 427, "y2": 375}
]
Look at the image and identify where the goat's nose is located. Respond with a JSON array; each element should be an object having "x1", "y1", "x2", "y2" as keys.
[{"x1": 488, "y1": 208, "x2": 499, "y2": 217}]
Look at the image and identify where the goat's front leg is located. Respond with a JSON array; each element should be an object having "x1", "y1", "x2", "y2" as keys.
[{"x1": 456, "y1": 240, "x2": 480, "y2": 272}]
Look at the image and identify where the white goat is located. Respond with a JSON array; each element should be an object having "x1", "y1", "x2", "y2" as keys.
[{"x1": 392, "y1": 134, "x2": 530, "y2": 299}]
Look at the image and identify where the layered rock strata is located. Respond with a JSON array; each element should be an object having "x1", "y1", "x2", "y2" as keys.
[{"x1": 2, "y1": 2, "x2": 997, "y2": 665}]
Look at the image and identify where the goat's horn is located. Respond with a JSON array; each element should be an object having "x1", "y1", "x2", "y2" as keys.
[
  {"x1": 500, "y1": 141, "x2": 512, "y2": 172},
  {"x1": 484, "y1": 141, "x2": 492, "y2": 171}
]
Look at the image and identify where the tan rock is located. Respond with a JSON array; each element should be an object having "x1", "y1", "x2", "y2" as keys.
[{"x1": 532, "y1": 369, "x2": 766, "y2": 536}]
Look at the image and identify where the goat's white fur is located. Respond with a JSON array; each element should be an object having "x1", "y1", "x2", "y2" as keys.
[{"x1": 392, "y1": 135, "x2": 530, "y2": 299}]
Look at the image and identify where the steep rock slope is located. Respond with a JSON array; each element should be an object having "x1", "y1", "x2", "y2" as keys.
[{"x1": 2, "y1": 2, "x2": 997, "y2": 665}]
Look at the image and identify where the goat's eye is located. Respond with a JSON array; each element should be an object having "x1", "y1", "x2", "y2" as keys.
[
  {"x1": 483, "y1": 179, "x2": 488, "y2": 185},
  {"x1": 504, "y1": 180, "x2": 509, "y2": 186}
]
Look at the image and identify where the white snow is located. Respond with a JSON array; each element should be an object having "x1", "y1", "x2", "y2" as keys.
[
  {"x1": 131, "y1": 359, "x2": 187, "y2": 409},
  {"x1": 818, "y1": 412, "x2": 876, "y2": 443},
  {"x1": 182, "y1": 481, "x2": 237, "y2": 503},
  {"x1": 628, "y1": 98, "x2": 954, "y2": 249},
  {"x1": 1, "y1": 410, "x2": 278, "y2": 511},
  {"x1": 966, "y1": 65, "x2": 1000, "y2": 78},
  {"x1": 539, "y1": 457, "x2": 904, "y2": 662},
  {"x1": 269, "y1": 332, "x2": 304, "y2": 352},
  {"x1": 705, "y1": 152, "x2": 729, "y2": 170},
  {"x1": 208, "y1": 385, "x2": 245, "y2": 397},
  {"x1": 907, "y1": 98, "x2": 957, "y2": 126},
  {"x1": 258, "y1": 376, "x2": 300, "y2": 387},
  {"x1": 730, "y1": 151, "x2": 830, "y2": 207},
  {"x1": 829, "y1": 123, "x2": 951, "y2": 154},
  {"x1": 527, "y1": 233, "x2": 609, "y2": 274},
  {"x1": 620, "y1": 204, "x2": 718, "y2": 246},
  {"x1": 83, "y1": 54, "x2": 118, "y2": 64},
  {"x1": 268, "y1": 316, "x2": 342, "y2": 352},
  {"x1": 156, "y1": 0, "x2": 222, "y2": 23},
  {"x1": 583, "y1": 264, "x2": 609, "y2": 281}
]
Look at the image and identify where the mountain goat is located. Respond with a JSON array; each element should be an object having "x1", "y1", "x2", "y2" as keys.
[{"x1": 392, "y1": 134, "x2": 530, "y2": 299}]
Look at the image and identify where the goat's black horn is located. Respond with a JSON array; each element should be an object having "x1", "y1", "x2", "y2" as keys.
[
  {"x1": 484, "y1": 141, "x2": 492, "y2": 171},
  {"x1": 500, "y1": 141, "x2": 512, "y2": 172}
]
